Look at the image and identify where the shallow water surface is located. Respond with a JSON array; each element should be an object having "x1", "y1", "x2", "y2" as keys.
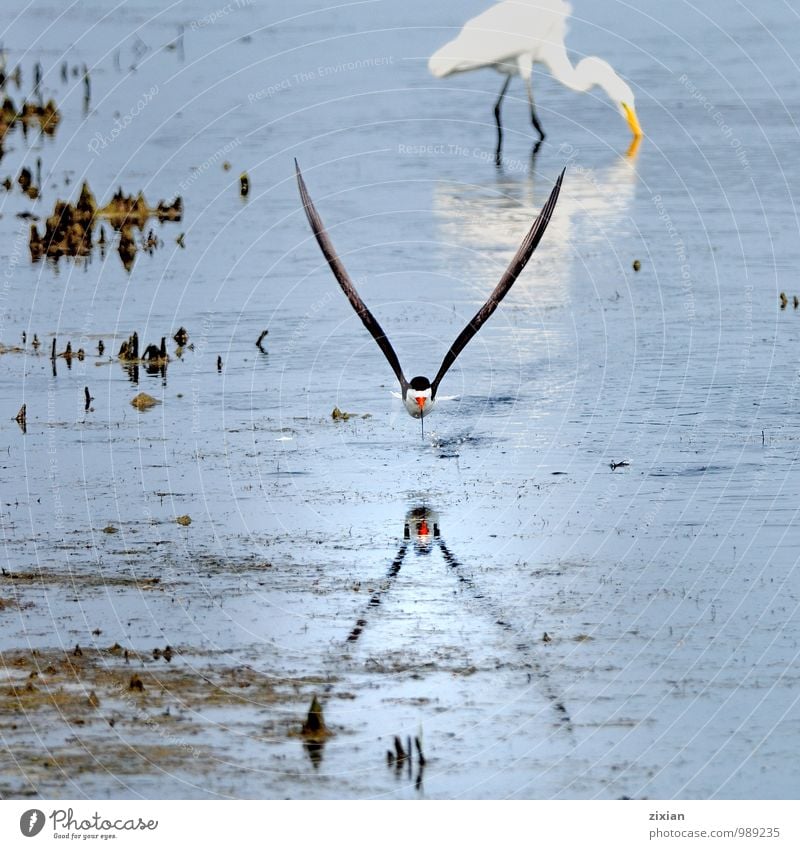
[{"x1": 0, "y1": 0, "x2": 799, "y2": 799}]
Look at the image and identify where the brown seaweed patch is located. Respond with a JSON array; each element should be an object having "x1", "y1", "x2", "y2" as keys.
[
  {"x1": 0, "y1": 95, "x2": 60, "y2": 144},
  {"x1": 131, "y1": 392, "x2": 160, "y2": 411},
  {"x1": 29, "y1": 182, "x2": 181, "y2": 269},
  {"x1": 0, "y1": 568, "x2": 161, "y2": 588}
]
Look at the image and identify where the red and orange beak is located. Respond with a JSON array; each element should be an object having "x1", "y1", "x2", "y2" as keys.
[{"x1": 415, "y1": 396, "x2": 426, "y2": 411}]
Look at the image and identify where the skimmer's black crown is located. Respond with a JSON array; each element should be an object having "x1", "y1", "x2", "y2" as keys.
[{"x1": 409, "y1": 376, "x2": 431, "y2": 391}]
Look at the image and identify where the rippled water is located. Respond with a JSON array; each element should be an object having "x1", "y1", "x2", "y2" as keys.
[{"x1": 0, "y1": 0, "x2": 799, "y2": 799}]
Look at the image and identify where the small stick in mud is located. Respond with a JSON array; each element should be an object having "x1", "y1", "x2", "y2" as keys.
[
  {"x1": 256, "y1": 329, "x2": 268, "y2": 352},
  {"x1": 240, "y1": 172, "x2": 249, "y2": 197},
  {"x1": 18, "y1": 167, "x2": 32, "y2": 193},
  {"x1": 32, "y1": 334, "x2": 40, "y2": 349},
  {"x1": 119, "y1": 331, "x2": 141, "y2": 361},
  {"x1": 98, "y1": 340, "x2": 104, "y2": 355},
  {"x1": 414, "y1": 736, "x2": 426, "y2": 766},
  {"x1": 84, "y1": 387, "x2": 92, "y2": 411},
  {"x1": 217, "y1": 355, "x2": 222, "y2": 372},
  {"x1": 141, "y1": 336, "x2": 168, "y2": 373},
  {"x1": 301, "y1": 695, "x2": 329, "y2": 738},
  {"x1": 393, "y1": 735, "x2": 407, "y2": 764},
  {"x1": 609, "y1": 460, "x2": 630, "y2": 471},
  {"x1": 50, "y1": 338, "x2": 56, "y2": 360}
]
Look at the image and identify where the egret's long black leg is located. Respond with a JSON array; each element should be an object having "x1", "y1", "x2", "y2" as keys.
[
  {"x1": 530, "y1": 138, "x2": 543, "y2": 167},
  {"x1": 525, "y1": 76, "x2": 546, "y2": 141},
  {"x1": 494, "y1": 74, "x2": 512, "y2": 164}
]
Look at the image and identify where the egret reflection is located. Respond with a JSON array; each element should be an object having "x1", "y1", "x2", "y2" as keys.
[{"x1": 434, "y1": 152, "x2": 637, "y2": 281}]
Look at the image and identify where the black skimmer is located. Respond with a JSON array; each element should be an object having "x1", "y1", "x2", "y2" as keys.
[{"x1": 295, "y1": 160, "x2": 564, "y2": 435}]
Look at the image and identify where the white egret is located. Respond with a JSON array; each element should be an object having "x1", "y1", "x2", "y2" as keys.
[{"x1": 429, "y1": 0, "x2": 642, "y2": 150}]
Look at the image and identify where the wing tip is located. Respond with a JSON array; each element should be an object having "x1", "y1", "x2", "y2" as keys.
[{"x1": 552, "y1": 166, "x2": 566, "y2": 198}]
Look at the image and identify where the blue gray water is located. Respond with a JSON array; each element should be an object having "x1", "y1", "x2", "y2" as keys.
[{"x1": 0, "y1": 0, "x2": 798, "y2": 799}]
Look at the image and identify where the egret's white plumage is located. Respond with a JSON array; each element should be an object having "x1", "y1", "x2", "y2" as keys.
[{"x1": 429, "y1": 0, "x2": 642, "y2": 145}]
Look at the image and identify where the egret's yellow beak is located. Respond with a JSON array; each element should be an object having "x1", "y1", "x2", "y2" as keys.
[{"x1": 622, "y1": 102, "x2": 643, "y2": 139}]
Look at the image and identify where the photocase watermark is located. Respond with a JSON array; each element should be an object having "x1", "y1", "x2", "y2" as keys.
[
  {"x1": 20, "y1": 807, "x2": 158, "y2": 836},
  {"x1": 189, "y1": 0, "x2": 254, "y2": 30},
  {"x1": 179, "y1": 137, "x2": 242, "y2": 191},
  {"x1": 397, "y1": 141, "x2": 530, "y2": 172},
  {"x1": 651, "y1": 193, "x2": 695, "y2": 321},
  {"x1": 248, "y1": 56, "x2": 394, "y2": 103},
  {"x1": 557, "y1": 142, "x2": 605, "y2": 188},
  {"x1": 679, "y1": 74, "x2": 751, "y2": 173},
  {"x1": 47, "y1": 380, "x2": 66, "y2": 531},
  {"x1": 88, "y1": 84, "x2": 159, "y2": 155},
  {"x1": 191, "y1": 315, "x2": 215, "y2": 436},
  {"x1": 19, "y1": 809, "x2": 45, "y2": 837},
  {"x1": 0, "y1": 221, "x2": 28, "y2": 340},
  {"x1": 285, "y1": 289, "x2": 337, "y2": 359},
  {"x1": 723, "y1": 282, "x2": 754, "y2": 427}
]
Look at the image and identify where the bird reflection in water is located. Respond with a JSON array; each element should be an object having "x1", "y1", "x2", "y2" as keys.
[
  {"x1": 346, "y1": 507, "x2": 439, "y2": 644},
  {"x1": 345, "y1": 505, "x2": 572, "y2": 727},
  {"x1": 433, "y1": 146, "x2": 639, "y2": 337}
]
